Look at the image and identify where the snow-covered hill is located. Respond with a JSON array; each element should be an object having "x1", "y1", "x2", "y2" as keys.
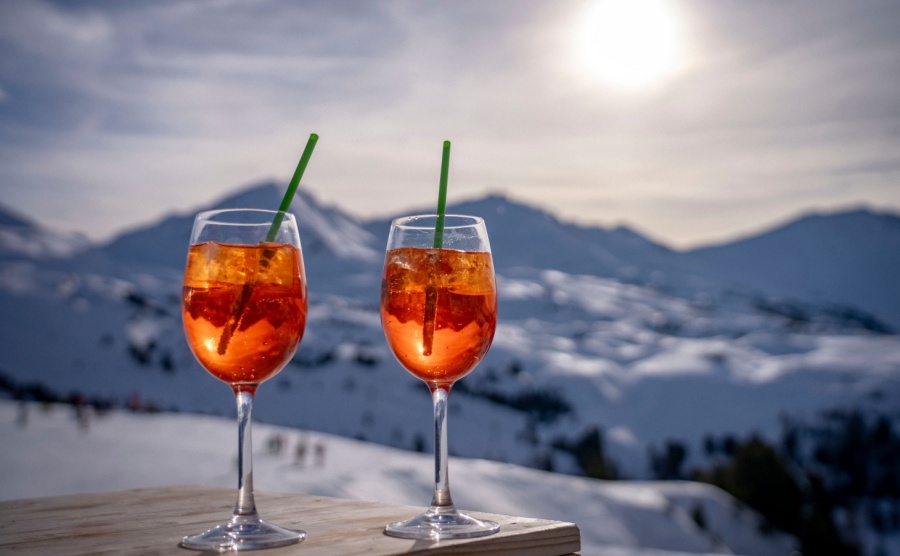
[
  {"x1": 0, "y1": 400, "x2": 799, "y2": 556},
  {"x1": 1, "y1": 183, "x2": 899, "y2": 554}
]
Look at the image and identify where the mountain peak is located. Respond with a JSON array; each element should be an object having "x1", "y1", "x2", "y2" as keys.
[
  {"x1": 0, "y1": 204, "x2": 89, "y2": 259},
  {"x1": 687, "y1": 206, "x2": 900, "y2": 329},
  {"x1": 0, "y1": 204, "x2": 36, "y2": 229},
  {"x1": 93, "y1": 182, "x2": 378, "y2": 272}
]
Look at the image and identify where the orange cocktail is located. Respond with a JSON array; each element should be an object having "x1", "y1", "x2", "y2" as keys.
[
  {"x1": 183, "y1": 241, "x2": 307, "y2": 391},
  {"x1": 381, "y1": 246, "x2": 496, "y2": 387}
]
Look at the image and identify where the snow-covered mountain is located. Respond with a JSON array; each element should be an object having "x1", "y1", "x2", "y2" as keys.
[
  {"x1": 0, "y1": 203, "x2": 89, "y2": 260},
  {"x1": 1, "y1": 183, "x2": 899, "y2": 555},
  {"x1": 366, "y1": 195, "x2": 680, "y2": 284},
  {"x1": 85, "y1": 182, "x2": 379, "y2": 297},
  {"x1": 685, "y1": 207, "x2": 900, "y2": 331}
]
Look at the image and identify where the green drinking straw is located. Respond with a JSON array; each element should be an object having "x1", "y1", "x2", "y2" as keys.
[
  {"x1": 266, "y1": 133, "x2": 320, "y2": 242},
  {"x1": 217, "y1": 133, "x2": 319, "y2": 355},
  {"x1": 433, "y1": 140, "x2": 450, "y2": 248},
  {"x1": 422, "y1": 140, "x2": 450, "y2": 356}
]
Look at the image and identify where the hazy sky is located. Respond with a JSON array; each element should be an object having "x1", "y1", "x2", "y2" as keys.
[{"x1": 1, "y1": 0, "x2": 898, "y2": 248}]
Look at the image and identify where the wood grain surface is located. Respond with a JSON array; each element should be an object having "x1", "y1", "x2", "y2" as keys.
[{"x1": 0, "y1": 486, "x2": 581, "y2": 555}]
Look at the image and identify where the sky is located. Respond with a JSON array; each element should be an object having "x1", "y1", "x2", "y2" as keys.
[{"x1": 0, "y1": 0, "x2": 898, "y2": 249}]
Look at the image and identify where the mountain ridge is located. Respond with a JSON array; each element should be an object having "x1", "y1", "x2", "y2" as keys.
[
  {"x1": 2, "y1": 184, "x2": 897, "y2": 327},
  {"x1": 685, "y1": 205, "x2": 900, "y2": 330}
]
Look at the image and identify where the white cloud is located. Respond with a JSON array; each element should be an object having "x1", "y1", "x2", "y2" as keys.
[{"x1": 0, "y1": 0, "x2": 898, "y2": 247}]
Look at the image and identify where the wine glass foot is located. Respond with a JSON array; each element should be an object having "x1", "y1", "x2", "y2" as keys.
[
  {"x1": 384, "y1": 506, "x2": 500, "y2": 540},
  {"x1": 181, "y1": 515, "x2": 305, "y2": 552}
]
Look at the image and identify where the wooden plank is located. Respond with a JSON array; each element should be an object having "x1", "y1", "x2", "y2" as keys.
[{"x1": 0, "y1": 486, "x2": 580, "y2": 555}]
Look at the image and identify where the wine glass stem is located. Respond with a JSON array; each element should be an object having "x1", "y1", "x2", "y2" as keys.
[
  {"x1": 234, "y1": 390, "x2": 259, "y2": 518},
  {"x1": 430, "y1": 386, "x2": 454, "y2": 508}
]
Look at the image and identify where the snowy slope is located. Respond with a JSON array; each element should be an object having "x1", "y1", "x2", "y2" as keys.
[{"x1": 0, "y1": 400, "x2": 799, "y2": 556}]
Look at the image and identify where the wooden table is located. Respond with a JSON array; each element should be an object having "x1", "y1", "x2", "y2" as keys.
[{"x1": 0, "y1": 486, "x2": 580, "y2": 555}]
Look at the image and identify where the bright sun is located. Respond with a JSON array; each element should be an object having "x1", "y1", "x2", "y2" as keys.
[{"x1": 576, "y1": 0, "x2": 684, "y2": 90}]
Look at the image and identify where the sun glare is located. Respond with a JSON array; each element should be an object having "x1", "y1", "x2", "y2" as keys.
[{"x1": 576, "y1": 0, "x2": 684, "y2": 90}]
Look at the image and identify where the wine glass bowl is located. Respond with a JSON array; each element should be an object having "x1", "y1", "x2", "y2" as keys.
[
  {"x1": 183, "y1": 241, "x2": 306, "y2": 388},
  {"x1": 381, "y1": 246, "x2": 496, "y2": 386},
  {"x1": 180, "y1": 208, "x2": 307, "y2": 551},
  {"x1": 380, "y1": 214, "x2": 500, "y2": 540}
]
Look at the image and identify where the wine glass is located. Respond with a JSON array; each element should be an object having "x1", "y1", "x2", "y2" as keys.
[
  {"x1": 180, "y1": 208, "x2": 308, "y2": 551},
  {"x1": 380, "y1": 214, "x2": 500, "y2": 540}
]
